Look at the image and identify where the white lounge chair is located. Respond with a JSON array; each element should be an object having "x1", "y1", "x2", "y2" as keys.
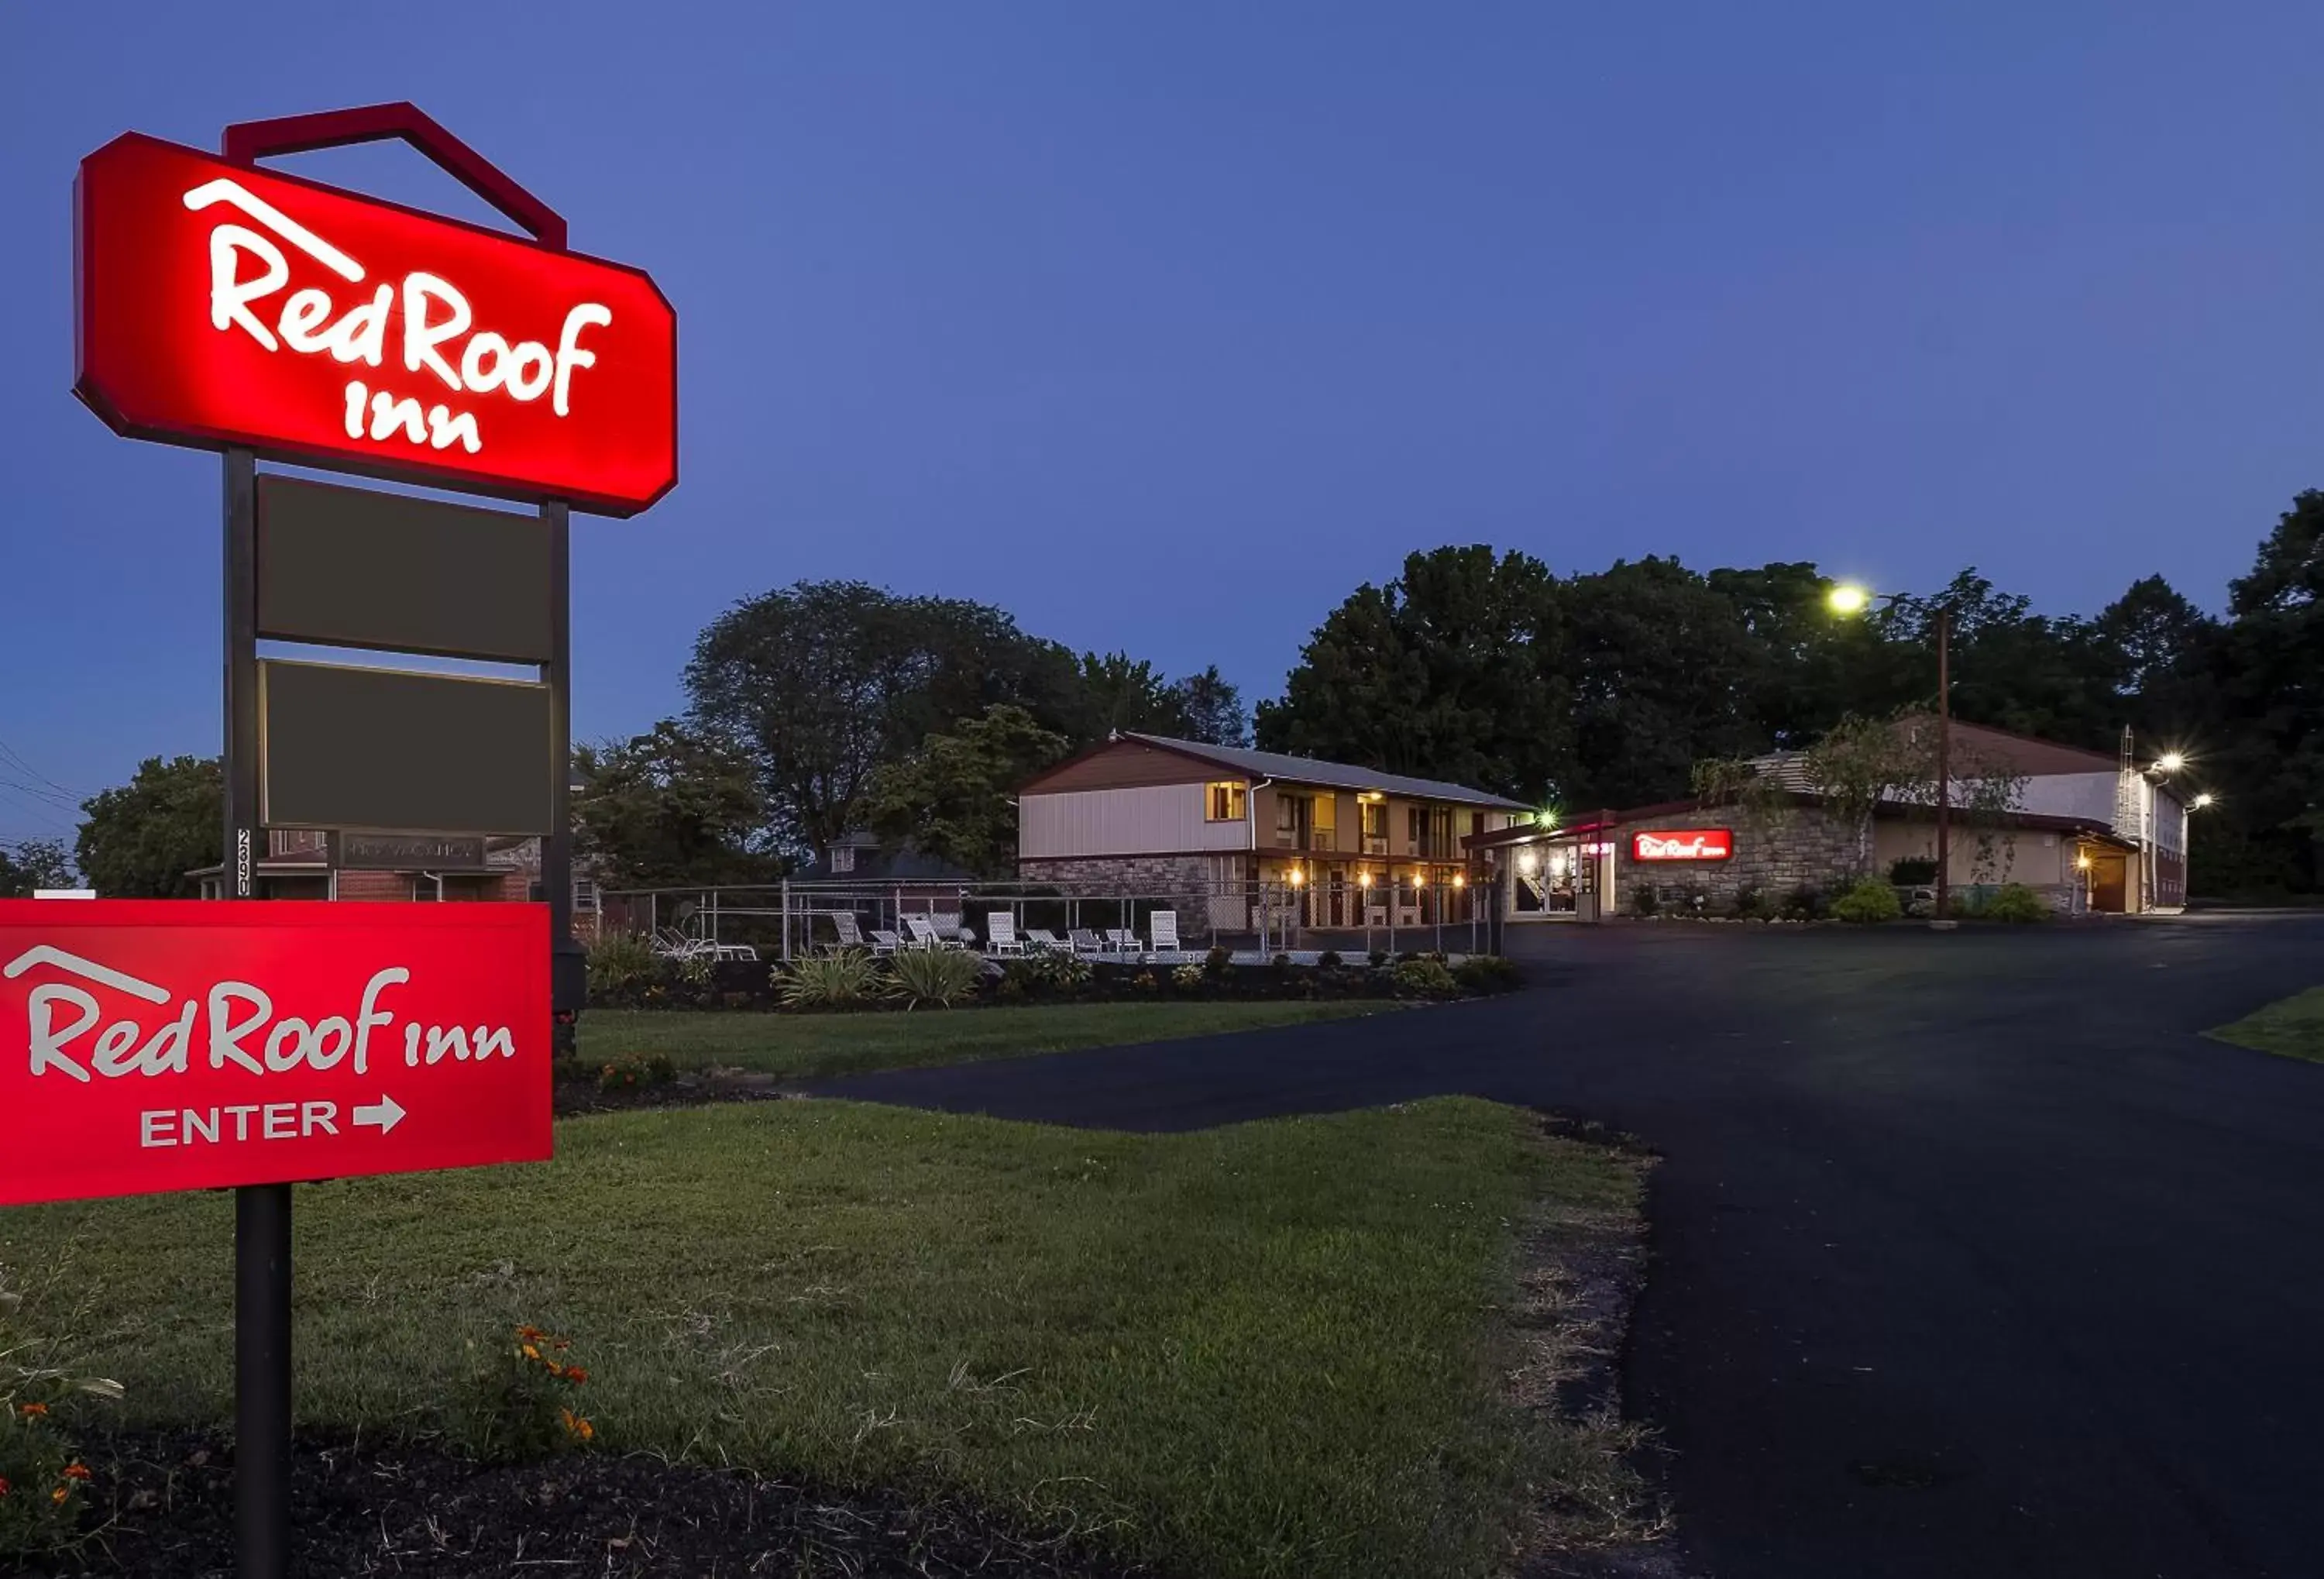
[
  {"x1": 830, "y1": 913, "x2": 867, "y2": 950},
  {"x1": 1024, "y1": 927, "x2": 1070, "y2": 955},
  {"x1": 868, "y1": 928, "x2": 903, "y2": 956},
  {"x1": 1068, "y1": 927, "x2": 1106, "y2": 956},
  {"x1": 1105, "y1": 927, "x2": 1141, "y2": 958},
  {"x1": 904, "y1": 914, "x2": 962, "y2": 951},
  {"x1": 986, "y1": 912, "x2": 1026, "y2": 956},
  {"x1": 1148, "y1": 910, "x2": 1181, "y2": 954}
]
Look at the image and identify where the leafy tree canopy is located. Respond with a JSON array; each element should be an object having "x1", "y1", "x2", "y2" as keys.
[
  {"x1": 0, "y1": 839, "x2": 76, "y2": 897},
  {"x1": 75, "y1": 755, "x2": 221, "y2": 899},
  {"x1": 572, "y1": 721, "x2": 774, "y2": 890},
  {"x1": 861, "y1": 704, "x2": 1071, "y2": 879}
]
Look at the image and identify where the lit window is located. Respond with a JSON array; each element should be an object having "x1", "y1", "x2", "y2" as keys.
[
  {"x1": 1206, "y1": 781, "x2": 1247, "y2": 821},
  {"x1": 830, "y1": 845, "x2": 856, "y2": 874}
]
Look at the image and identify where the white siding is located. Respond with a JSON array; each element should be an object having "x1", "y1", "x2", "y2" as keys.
[{"x1": 1020, "y1": 786, "x2": 1248, "y2": 858}]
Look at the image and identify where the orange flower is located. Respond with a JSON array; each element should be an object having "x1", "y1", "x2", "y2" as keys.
[
  {"x1": 551, "y1": 1340, "x2": 571, "y2": 1352},
  {"x1": 19, "y1": 1402, "x2": 48, "y2": 1419},
  {"x1": 516, "y1": 1326, "x2": 545, "y2": 1342},
  {"x1": 62, "y1": 1463, "x2": 90, "y2": 1481},
  {"x1": 520, "y1": 1343, "x2": 541, "y2": 1362},
  {"x1": 50, "y1": 1486, "x2": 69, "y2": 1505},
  {"x1": 564, "y1": 1367, "x2": 587, "y2": 1386}
]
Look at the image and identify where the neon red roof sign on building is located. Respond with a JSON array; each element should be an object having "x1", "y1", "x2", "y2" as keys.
[
  {"x1": 74, "y1": 108, "x2": 676, "y2": 515},
  {"x1": 1631, "y1": 828, "x2": 1734, "y2": 862}
]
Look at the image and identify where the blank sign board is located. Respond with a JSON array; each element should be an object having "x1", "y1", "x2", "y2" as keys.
[
  {"x1": 260, "y1": 660, "x2": 552, "y2": 834},
  {"x1": 256, "y1": 475, "x2": 553, "y2": 663}
]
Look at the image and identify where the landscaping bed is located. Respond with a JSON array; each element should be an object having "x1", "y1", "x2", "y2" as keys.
[
  {"x1": 0, "y1": 1099, "x2": 1651, "y2": 1579},
  {"x1": 21, "y1": 1429, "x2": 1148, "y2": 1577},
  {"x1": 2205, "y1": 986, "x2": 2324, "y2": 1063}
]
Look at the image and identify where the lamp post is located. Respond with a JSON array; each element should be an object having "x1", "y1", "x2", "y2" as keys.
[{"x1": 1830, "y1": 583, "x2": 1954, "y2": 922}]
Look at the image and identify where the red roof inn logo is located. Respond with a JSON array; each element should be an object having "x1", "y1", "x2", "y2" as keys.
[
  {"x1": 1632, "y1": 828, "x2": 1734, "y2": 862},
  {"x1": 0, "y1": 901, "x2": 549, "y2": 1208},
  {"x1": 74, "y1": 134, "x2": 676, "y2": 515}
]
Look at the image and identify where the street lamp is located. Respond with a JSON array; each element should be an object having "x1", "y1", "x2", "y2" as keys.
[{"x1": 1829, "y1": 582, "x2": 1957, "y2": 923}]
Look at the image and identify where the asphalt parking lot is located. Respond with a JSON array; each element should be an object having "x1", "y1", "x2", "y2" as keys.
[{"x1": 814, "y1": 913, "x2": 2324, "y2": 1578}]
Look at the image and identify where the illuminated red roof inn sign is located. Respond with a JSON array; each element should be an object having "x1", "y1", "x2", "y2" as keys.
[
  {"x1": 75, "y1": 133, "x2": 676, "y2": 514},
  {"x1": 1631, "y1": 828, "x2": 1734, "y2": 862}
]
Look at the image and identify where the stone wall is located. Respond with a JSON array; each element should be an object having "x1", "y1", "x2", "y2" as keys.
[
  {"x1": 1616, "y1": 806, "x2": 1866, "y2": 914},
  {"x1": 1017, "y1": 854, "x2": 1241, "y2": 937}
]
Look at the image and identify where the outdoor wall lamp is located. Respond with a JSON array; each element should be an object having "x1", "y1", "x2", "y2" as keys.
[
  {"x1": 2192, "y1": 793, "x2": 2216, "y2": 810},
  {"x1": 2154, "y1": 752, "x2": 2186, "y2": 774}
]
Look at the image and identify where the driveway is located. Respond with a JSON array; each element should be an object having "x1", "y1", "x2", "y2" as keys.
[{"x1": 809, "y1": 913, "x2": 2324, "y2": 1578}]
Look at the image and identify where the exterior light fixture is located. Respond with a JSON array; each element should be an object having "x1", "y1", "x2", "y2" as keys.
[
  {"x1": 1453, "y1": 872, "x2": 1466, "y2": 889},
  {"x1": 2076, "y1": 852, "x2": 2092, "y2": 870},
  {"x1": 2155, "y1": 752, "x2": 2185, "y2": 774},
  {"x1": 1288, "y1": 868, "x2": 1305, "y2": 887},
  {"x1": 2192, "y1": 793, "x2": 2215, "y2": 810},
  {"x1": 1359, "y1": 872, "x2": 1373, "y2": 887},
  {"x1": 1827, "y1": 583, "x2": 1872, "y2": 616}
]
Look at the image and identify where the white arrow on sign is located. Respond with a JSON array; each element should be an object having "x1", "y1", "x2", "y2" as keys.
[{"x1": 353, "y1": 1094, "x2": 406, "y2": 1137}]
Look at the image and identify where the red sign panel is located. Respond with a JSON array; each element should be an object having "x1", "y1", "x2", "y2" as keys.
[
  {"x1": 1631, "y1": 828, "x2": 1734, "y2": 862},
  {"x1": 74, "y1": 133, "x2": 676, "y2": 516},
  {"x1": 0, "y1": 900, "x2": 550, "y2": 1207}
]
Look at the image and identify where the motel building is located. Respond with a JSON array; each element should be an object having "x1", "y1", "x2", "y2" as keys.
[
  {"x1": 1470, "y1": 721, "x2": 2190, "y2": 922},
  {"x1": 1015, "y1": 734, "x2": 1529, "y2": 931}
]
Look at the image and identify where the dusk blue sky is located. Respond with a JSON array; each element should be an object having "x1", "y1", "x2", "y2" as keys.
[{"x1": 5, "y1": 4, "x2": 2322, "y2": 845}]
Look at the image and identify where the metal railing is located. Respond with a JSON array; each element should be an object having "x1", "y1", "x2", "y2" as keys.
[{"x1": 593, "y1": 876, "x2": 1497, "y2": 962}]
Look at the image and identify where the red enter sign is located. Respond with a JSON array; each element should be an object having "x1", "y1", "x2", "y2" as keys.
[
  {"x1": 74, "y1": 133, "x2": 676, "y2": 516},
  {"x1": 0, "y1": 901, "x2": 550, "y2": 1208},
  {"x1": 1631, "y1": 828, "x2": 1734, "y2": 862}
]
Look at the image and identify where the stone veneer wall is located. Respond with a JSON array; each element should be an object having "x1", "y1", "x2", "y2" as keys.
[
  {"x1": 1616, "y1": 806, "x2": 1867, "y2": 913},
  {"x1": 1017, "y1": 855, "x2": 1237, "y2": 937}
]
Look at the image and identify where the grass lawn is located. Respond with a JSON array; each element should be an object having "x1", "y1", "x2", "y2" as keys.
[
  {"x1": 2206, "y1": 986, "x2": 2324, "y2": 1062},
  {"x1": 0, "y1": 1098, "x2": 1645, "y2": 1579},
  {"x1": 580, "y1": 999, "x2": 1391, "y2": 1080}
]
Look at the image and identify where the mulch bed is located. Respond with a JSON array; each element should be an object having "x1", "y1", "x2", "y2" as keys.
[{"x1": 25, "y1": 1430, "x2": 1153, "y2": 1578}]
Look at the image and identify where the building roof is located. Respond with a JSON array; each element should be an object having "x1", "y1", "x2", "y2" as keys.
[
  {"x1": 1098, "y1": 734, "x2": 1535, "y2": 810},
  {"x1": 1463, "y1": 794, "x2": 2141, "y2": 853}
]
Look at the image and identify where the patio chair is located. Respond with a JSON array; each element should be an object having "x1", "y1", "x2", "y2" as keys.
[
  {"x1": 1105, "y1": 927, "x2": 1142, "y2": 958},
  {"x1": 985, "y1": 912, "x2": 1026, "y2": 957},
  {"x1": 1023, "y1": 927, "x2": 1070, "y2": 955},
  {"x1": 903, "y1": 914, "x2": 962, "y2": 951},
  {"x1": 1147, "y1": 910, "x2": 1181, "y2": 955},
  {"x1": 1067, "y1": 927, "x2": 1106, "y2": 956},
  {"x1": 867, "y1": 928, "x2": 904, "y2": 956},
  {"x1": 830, "y1": 912, "x2": 867, "y2": 951}
]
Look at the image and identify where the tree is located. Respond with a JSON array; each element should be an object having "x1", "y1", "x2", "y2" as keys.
[
  {"x1": 0, "y1": 839, "x2": 75, "y2": 897},
  {"x1": 1561, "y1": 557, "x2": 1768, "y2": 807},
  {"x1": 1257, "y1": 545, "x2": 1568, "y2": 802},
  {"x1": 572, "y1": 721, "x2": 772, "y2": 889},
  {"x1": 2211, "y1": 493, "x2": 2324, "y2": 890},
  {"x1": 860, "y1": 704, "x2": 1071, "y2": 879},
  {"x1": 685, "y1": 582, "x2": 1089, "y2": 854},
  {"x1": 1171, "y1": 665, "x2": 1250, "y2": 746},
  {"x1": 75, "y1": 755, "x2": 221, "y2": 898}
]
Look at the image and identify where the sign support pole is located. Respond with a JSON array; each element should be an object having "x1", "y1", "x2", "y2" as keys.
[
  {"x1": 224, "y1": 446, "x2": 292, "y2": 1579},
  {"x1": 543, "y1": 501, "x2": 583, "y2": 1026}
]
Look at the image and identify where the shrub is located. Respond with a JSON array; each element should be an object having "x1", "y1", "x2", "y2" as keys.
[
  {"x1": 1133, "y1": 969, "x2": 1161, "y2": 994},
  {"x1": 1391, "y1": 958, "x2": 1460, "y2": 998},
  {"x1": 585, "y1": 931, "x2": 659, "y2": 999},
  {"x1": 1781, "y1": 883, "x2": 1826, "y2": 920},
  {"x1": 1888, "y1": 856, "x2": 1939, "y2": 886},
  {"x1": 1730, "y1": 885, "x2": 1771, "y2": 920},
  {"x1": 597, "y1": 1053, "x2": 676, "y2": 1093},
  {"x1": 1272, "y1": 953, "x2": 1294, "y2": 972},
  {"x1": 1316, "y1": 950, "x2": 1344, "y2": 969},
  {"x1": 885, "y1": 948, "x2": 984, "y2": 1010},
  {"x1": 1204, "y1": 945, "x2": 1234, "y2": 977},
  {"x1": 1014, "y1": 952, "x2": 1093, "y2": 996},
  {"x1": 1981, "y1": 882, "x2": 2049, "y2": 924},
  {"x1": 0, "y1": 1268, "x2": 124, "y2": 1562},
  {"x1": 772, "y1": 949, "x2": 880, "y2": 1010},
  {"x1": 1630, "y1": 885, "x2": 1659, "y2": 917},
  {"x1": 674, "y1": 952, "x2": 716, "y2": 990},
  {"x1": 1367, "y1": 950, "x2": 1389, "y2": 968},
  {"x1": 1452, "y1": 955, "x2": 1522, "y2": 993},
  {"x1": 1831, "y1": 878, "x2": 1903, "y2": 924},
  {"x1": 462, "y1": 1324, "x2": 595, "y2": 1462},
  {"x1": 1171, "y1": 962, "x2": 1205, "y2": 992}
]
